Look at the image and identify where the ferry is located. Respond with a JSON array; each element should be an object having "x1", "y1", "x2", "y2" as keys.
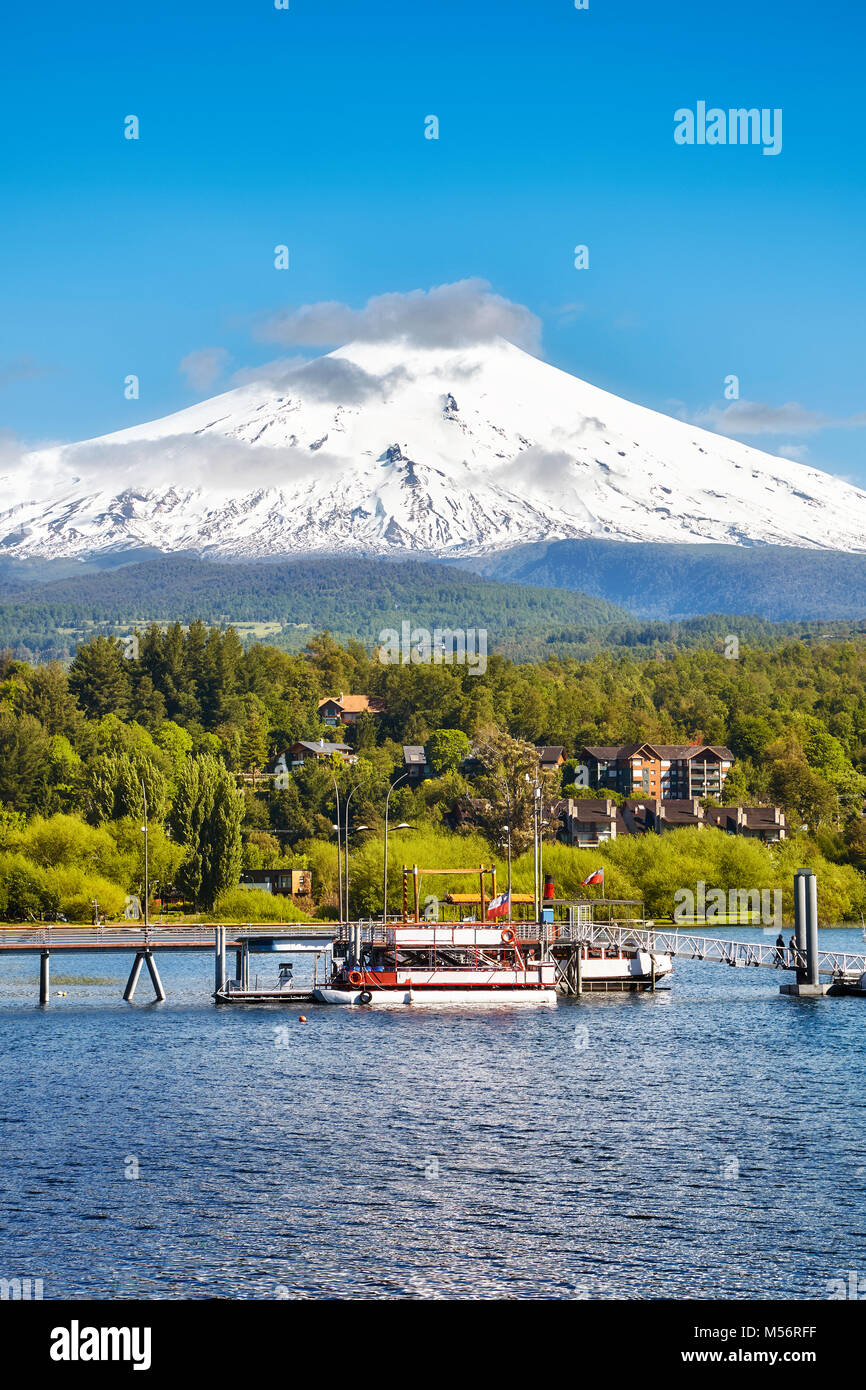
[
  {"x1": 315, "y1": 923, "x2": 558, "y2": 1006},
  {"x1": 560, "y1": 939, "x2": 674, "y2": 993}
]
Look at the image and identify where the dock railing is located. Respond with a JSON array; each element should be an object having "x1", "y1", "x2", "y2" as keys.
[{"x1": 554, "y1": 920, "x2": 866, "y2": 980}]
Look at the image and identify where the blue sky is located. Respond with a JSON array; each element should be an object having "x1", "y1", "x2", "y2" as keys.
[{"x1": 1, "y1": 0, "x2": 864, "y2": 480}]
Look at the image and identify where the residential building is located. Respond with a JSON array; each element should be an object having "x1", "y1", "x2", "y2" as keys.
[
  {"x1": 238, "y1": 869, "x2": 313, "y2": 897},
  {"x1": 642, "y1": 797, "x2": 706, "y2": 832},
  {"x1": 285, "y1": 739, "x2": 353, "y2": 771},
  {"x1": 535, "y1": 745, "x2": 566, "y2": 773},
  {"x1": 559, "y1": 797, "x2": 621, "y2": 847},
  {"x1": 580, "y1": 743, "x2": 734, "y2": 800},
  {"x1": 403, "y1": 745, "x2": 429, "y2": 781},
  {"x1": 318, "y1": 693, "x2": 384, "y2": 726},
  {"x1": 704, "y1": 805, "x2": 787, "y2": 843}
]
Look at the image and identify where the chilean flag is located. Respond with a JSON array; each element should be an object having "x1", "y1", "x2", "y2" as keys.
[
  {"x1": 582, "y1": 868, "x2": 604, "y2": 886},
  {"x1": 487, "y1": 892, "x2": 510, "y2": 920}
]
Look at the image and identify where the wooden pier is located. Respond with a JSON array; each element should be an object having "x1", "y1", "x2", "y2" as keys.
[{"x1": 0, "y1": 923, "x2": 336, "y2": 1004}]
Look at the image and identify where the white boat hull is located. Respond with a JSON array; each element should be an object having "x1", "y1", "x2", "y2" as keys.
[
  {"x1": 571, "y1": 949, "x2": 673, "y2": 991},
  {"x1": 314, "y1": 986, "x2": 559, "y2": 1007}
]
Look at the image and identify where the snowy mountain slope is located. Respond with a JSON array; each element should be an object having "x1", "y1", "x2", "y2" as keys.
[{"x1": 2, "y1": 337, "x2": 865, "y2": 559}]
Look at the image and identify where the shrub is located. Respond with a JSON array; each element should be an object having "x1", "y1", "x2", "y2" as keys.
[
  {"x1": 0, "y1": 852, "x2": 58, "y2": 921},
  {"x1": 42, "y1": 866, "x2": 127, "y2": 922},
  {"x1": 21, "y1": 814, "x2": 128, "y2": 881},
  {"x1": 212, "y1": 888, "x2": 311, "y2": 922}
]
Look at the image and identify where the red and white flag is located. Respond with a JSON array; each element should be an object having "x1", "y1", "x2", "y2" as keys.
[
  {"x1": 487, "y1": 892, "x2": 510, "y2": 920},
  {"x1": 582, "y1": 868, "x2": 604, "y2": 886}
]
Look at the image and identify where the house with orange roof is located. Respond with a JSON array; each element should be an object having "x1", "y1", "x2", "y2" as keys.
[{"x1": 318, "y1": 692, "x2": 385, "y2": 726}]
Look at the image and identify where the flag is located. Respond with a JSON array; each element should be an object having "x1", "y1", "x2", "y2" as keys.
[
  {"x1": 582, "y1": 868, "x2": 604, "y2": 886},
  {"x1": 487, "y1": 892, "x2": 510, "y2": 920}
]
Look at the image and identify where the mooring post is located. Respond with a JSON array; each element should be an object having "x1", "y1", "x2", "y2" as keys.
[
  {"x1": 806, "y1": 871, "x2": 820, "y2": 988},
  {"x1": 39, "y1": 949, "x2": 50, "y2": 1006},
  {"x1": 214, "y1": 926, "x2": 226, "y2": 995},
  {"x1": 242, "y1": 939, "x2": 250, "y2": 990},
  {"x1": 794, "y1": 869, "x2": 808, "y2": 973},
  {"x1": 123, "y1": 952, "x2": 145, "y2": 1001},
  {"x1": 782, "y1": 868, "x2": 824, "y2": 998},
  {"x1": 576, "y1": 946, "x2": 583, "y2": 997},
  {"x1": 144, "y1": 950, "x2": 166, "y2": 1002}
]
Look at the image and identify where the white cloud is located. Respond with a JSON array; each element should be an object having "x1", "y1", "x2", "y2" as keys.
[
  {"x1": 229, "y1": 355, "x2": 311, "y2": 387},
  {"x1": 777, "y1": 444, "x2": 809, "y2": 462},
  {"x1": 8, "y1": 433, "x2": 330, "y2": 502},
  {"x1": 230, "y1": 355, "x2": 413, "y2": 402},
  {"x1": 178, "y1": 347, "x2": 231, "y2": 392},
  {"x1": 254, "y1": 278, "x2": 541, "y2": 352},
  {"x1": 693, "y1": 400, "x2": 828, "y2": 436},
  {"x1": 692, "y1": 400, "x2": 866, "y2": 439}
]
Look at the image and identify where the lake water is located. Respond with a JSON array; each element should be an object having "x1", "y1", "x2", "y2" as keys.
[{"x1": 1, "y1": 929, "x2": 865, "y2": 1301}]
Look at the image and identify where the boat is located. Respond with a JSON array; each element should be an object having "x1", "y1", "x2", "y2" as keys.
[
  {"x1": 314, "y1": 924, "x2": 558, "y2": 1006},
  {"x1": 559, "y1": 939, "x2": 674, "y2": 993}
]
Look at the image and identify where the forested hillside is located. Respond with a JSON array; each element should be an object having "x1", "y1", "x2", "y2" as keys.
[
  {"x1": 3, "y1": 626, "x2": 866, "y2": 922},
  {"x1": 0, "y1": 553, "x2": 864, "y2": 664},
  {"x1": 471, "y1": 538, "x2": 866, "y2": 619},
  {"x1": 0, "y1": 555, "x2": 626, "y2": 661}
]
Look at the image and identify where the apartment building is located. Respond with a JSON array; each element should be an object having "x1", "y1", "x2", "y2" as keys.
[{"x1": 580, "y1": 742, "x2": 734, "y2": 801}]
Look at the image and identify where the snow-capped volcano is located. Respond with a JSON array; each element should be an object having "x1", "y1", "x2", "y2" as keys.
[{"x1": 2, "y1": 337, "x2": 865, "y2": 560}]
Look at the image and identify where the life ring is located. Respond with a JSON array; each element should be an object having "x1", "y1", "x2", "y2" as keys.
[
  {"x1": 359, "y1": 989, "x2": 373, "y2": 1005},
  {"x1": 348, "y1": 970, "x2": 363, "y2": 986},
  {"x1": 500, "y1": 928, "x2": 515, "y2": 944}
]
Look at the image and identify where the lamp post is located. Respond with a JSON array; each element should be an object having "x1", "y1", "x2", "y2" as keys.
[
  {"x1": 328, "y1": 773, "x2": 343, "y2": 922},
  {"x1": 343, "y1": 783, "x2": 364, "y2": 921},
  {"x1": 497, "y1": 775, "x2": 513, "y2": 910},
  {"x1": 383, "y1": 772, "x2": 409, "y2": 922},
  {"x1": 525, "y1": 765, "x2": 542, "y2": 923}
]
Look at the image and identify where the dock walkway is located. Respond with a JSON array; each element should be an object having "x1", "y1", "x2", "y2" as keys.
[{"x1": 549, "y1": 920, "x2": 866, "y2": 981}]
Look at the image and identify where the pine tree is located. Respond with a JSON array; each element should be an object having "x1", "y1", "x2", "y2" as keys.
[{"x1": 68, "y1": 637, "x2": 131, "y2": 719}]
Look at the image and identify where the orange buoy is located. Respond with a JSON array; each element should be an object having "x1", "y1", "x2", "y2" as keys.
[{"x1": 299, "y1": 1014, "x2": 307, "y2": 1022}]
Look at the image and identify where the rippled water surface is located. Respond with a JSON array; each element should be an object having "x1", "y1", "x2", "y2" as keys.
[{"x1": 1, "y1": 931, "x2": 865, "y2": 1300}]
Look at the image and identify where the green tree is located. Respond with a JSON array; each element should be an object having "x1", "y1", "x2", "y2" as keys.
[
  {"x1": 473, "y1": 727, "x2": 558, "y2": 854},
  {"x1": 170, "y1": 754, "x2": 244, "y2": 910},
  {"x1": 84, "y1": 751, "x2": 168, "y2": 825},
  {"x1": 271, "y1": 780, "x2": 318, "y2": 845},
  {"x1": 238, "y1": 694, "x2": 270, "y2": 770},
  {"x1": 427, "y1": 728, "x2": 470, "y2": 774},
  {"x1": 0, "y1": 710, "x2": 51, "y2": 810},
  {"x1": 68, "y1": 636, "x2": 132, "y2": 718}
]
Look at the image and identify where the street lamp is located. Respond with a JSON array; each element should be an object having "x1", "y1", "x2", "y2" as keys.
[
  {"x1": 328, "y1": 772, "x2": 343, "y2": 922},
  {"x1": 342, "y1": 782, "x2": 365, "y2": 921},
  {"x1": 383, "y1": 772, "x2": 409, "y2": 922},
  {"x1": 496, "y1": 775, "x2": 513, "y2": 913},
  {"x1": 525, "y1": 766, "x2": 542, "y2": 922}
]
